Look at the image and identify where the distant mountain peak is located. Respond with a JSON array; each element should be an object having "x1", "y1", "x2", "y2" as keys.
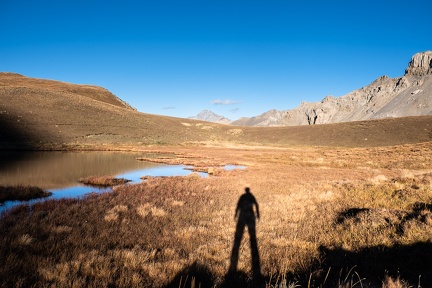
[{"x1": 189, "y1": 110, "x2": 231, "y2": 124}]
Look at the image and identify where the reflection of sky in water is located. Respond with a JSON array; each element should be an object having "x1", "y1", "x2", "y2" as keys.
[
  {"x1": 0, "y1": 185, "x2": 110, "y2": 215},
  {"x1": 0, "y1": 164, "x2": 246, "y2": 215},
  {"x1": 224, "y1": 165, "x2": 246, "y2": 170},
  {"x1": 116, "y1": 165, "x2": 207, "y2": 183},
  {"x1": 1, "y1": 200, "x2": 33, "y2": 213},
  {"x1": 50, "y1": 185, "x2": 110, "y2": 199},
  {"x1": 0, "y1": 165, "x2": 208, "y2": 215}
]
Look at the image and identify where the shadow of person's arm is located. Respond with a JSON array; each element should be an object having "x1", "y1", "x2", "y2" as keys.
[
  {"x1": 234, "y1": 203, "x2": 240, "y2": 221},
  {"x1": 255, "y1": 199, "x2": 260, "y2": 221}
]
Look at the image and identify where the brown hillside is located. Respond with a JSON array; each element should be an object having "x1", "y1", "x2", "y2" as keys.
[
  {"x1": 1, "y1": 73, "x2": 431, "y2": 149},
  {"x1": 0, "y1": 73, "x2": 133, "y2": 110}
]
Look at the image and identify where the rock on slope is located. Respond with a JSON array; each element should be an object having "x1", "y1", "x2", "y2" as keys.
[{"x1": 232, "y1": 51, "x2": 432, "y2": 126}]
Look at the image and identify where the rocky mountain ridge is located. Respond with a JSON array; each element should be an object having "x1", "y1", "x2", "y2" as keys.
[
  {"x1": 188, "y1": 109, "x2": 231, "y2": 124},
  {"x1": 231, "y1": 51, "x2": 432, "y2": 126}
]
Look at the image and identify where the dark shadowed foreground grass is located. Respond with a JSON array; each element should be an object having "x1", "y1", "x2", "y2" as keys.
[
  {"x1": 1, "y1": 143, "x2": 432, "y2": 287},
  {"x1": 78, "y1": 176, "x2": 131, "y2": 187},
  {"x1": 0, "y1": 185, "x2": 51, "y2": 204}
]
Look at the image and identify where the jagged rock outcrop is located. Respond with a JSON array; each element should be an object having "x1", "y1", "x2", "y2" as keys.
[
  {"x1": 405, "y1": 51, "x2": 432, "y2": 76},
  {"x1": 232, "y1": 51, "x2": 432, "y2": 126}
]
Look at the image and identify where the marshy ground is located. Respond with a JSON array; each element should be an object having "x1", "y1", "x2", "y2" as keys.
[{"x1": 1, "y1": 142, "x2": 432, "y2": 287}]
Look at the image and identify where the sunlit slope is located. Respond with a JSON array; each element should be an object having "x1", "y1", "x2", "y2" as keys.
[
  {"x1": 0, "y1": 73, "x2": 134, "y2": 109},
  {"x1": 1, "y1": 72, "x2": 431, "y2": 149}
]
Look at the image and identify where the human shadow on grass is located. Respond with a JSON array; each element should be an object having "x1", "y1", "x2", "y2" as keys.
[
  {"x1": 223, "y1": 187, "x2": 264, "y2": 287},
  {"x1": 167, "y1": 188, "x2": 264, "y2": 288},
  {"x1": 167, "y1": 200, "x2": 432, "y2": 287}
]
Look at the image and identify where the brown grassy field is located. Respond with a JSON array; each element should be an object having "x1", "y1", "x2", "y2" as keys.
[
  {"x1": 2, "y1": 73, "x2": 432, "y2": 287},
  {"x1": 1, "y1": 142, "x2": 432, "y2": 287}
]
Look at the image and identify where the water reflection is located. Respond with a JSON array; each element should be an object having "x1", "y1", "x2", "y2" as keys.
[
  {"x1": 0, "y1": 151, "x2": 160, "y2": 189},
  {"x1": 117, "y1": 165, "x2": 207, "y2": 183},
  {"x1": 0, "y1": 151, "x2": 205, "y2": 214},
  {"x1": 224, "y1": 165, "x2": 246, "y2": 171},
  {"x1": 0, "y1": 152, "x2": 245, "y2": 214}
]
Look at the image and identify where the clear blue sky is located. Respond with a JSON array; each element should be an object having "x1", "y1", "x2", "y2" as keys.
[{"x1": 1, "y1": 0, "x2": 431, "y2": 120}]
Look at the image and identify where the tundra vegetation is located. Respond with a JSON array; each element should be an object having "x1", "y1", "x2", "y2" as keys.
[{"x1": 1, "y1": 143, "x2": 432, "y2": 287}]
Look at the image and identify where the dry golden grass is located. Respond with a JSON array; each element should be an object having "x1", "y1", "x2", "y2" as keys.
[
  {"x1": 1, "y1": 142, "x2": 432, "y2": 287},
  {"x1": 78, "y1": 175, "x2": 131, "y2": 187}
]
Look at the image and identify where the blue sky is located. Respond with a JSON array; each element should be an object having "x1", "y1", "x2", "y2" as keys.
[{"x1": 1, "y1": 0, "x2": 431, "y2": 120}]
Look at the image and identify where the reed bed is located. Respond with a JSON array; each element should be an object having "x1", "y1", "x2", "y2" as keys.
[{"x1": 1, "y1": 142, "x2": 432, "y2": 287}]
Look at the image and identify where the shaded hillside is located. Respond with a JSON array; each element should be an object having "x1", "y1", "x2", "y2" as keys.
[
  {"x1": 1, "y1": 73, "x2": 431, "y2": 149},
  {"x1": 232, "y1": 51, "x2": 432, "y2": 126}
]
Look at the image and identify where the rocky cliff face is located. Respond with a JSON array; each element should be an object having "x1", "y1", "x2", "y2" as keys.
[
  {"x1": 232, "y1": 51, "x2": 432, "y2": 126},
  {"x1": 405, "y1": 51, "x2": 432, "y2": 76}
]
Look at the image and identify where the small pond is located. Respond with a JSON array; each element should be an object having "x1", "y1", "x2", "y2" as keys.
[{"x1": 0, "y1": 151, "x2": 214, "y2": 214}]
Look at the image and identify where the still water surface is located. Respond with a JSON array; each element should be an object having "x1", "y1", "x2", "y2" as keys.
[{"x1": 0, "y1": 151, "x2": 206, "y2": 213}]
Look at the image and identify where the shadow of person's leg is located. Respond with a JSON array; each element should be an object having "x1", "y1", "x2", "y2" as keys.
[
  {"x1": 229, "y1": 219, "x2": 245, "y2": 272},
  {"x1": 248, "y1": 221, "x2": 261, "y2": 278}
]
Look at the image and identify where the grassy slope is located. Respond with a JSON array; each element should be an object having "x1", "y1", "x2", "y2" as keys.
[{"x1": 1, "y1": 72, "x2": 431, "y2": 150}]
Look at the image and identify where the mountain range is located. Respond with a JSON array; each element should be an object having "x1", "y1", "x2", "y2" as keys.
[
  {"x1": 1, "y1": 51, "x2": 432, "y2": 150},
  {"x1": 191, "y1": 51, "x2": 432, "y2": 126}
]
